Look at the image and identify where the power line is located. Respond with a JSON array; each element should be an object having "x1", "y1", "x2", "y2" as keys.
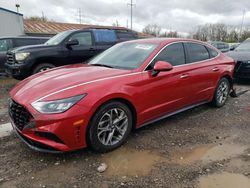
[{"x1": 127, "y1": 0, "x2": 136, "y2": 30}]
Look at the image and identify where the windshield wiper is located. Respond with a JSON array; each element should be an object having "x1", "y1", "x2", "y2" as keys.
[{"x1": 91, "y1": 64, "x2": 114, "y2": 68}]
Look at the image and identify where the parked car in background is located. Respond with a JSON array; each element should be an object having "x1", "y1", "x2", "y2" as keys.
[
  {"x1": 5, "y1": 29, "x2": 138, "y2": 80},
  {"x1": 208, "y1": 41, "x2": 230, "y2": 53},
  {"x1": 229, "y1": 43, "x2": 240, "y2": 51},
  {"x1": 0, "y1": 36, "x2": 49, "y2": 75},
  {"x1": 226, "y1": 38, "x2": 250, "y2": 79},
  {"x1": 8, "y1": 38, "x2": 235, "y2": 153}
]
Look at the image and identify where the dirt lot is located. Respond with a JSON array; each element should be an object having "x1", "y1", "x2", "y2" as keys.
[{"x1": 0, "y1": 77, "x2": 250, "y2": 188}]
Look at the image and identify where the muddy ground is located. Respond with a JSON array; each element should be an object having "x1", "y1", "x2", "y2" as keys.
[{"x1": 0, "y1": 77, "x2": 250, "y2": 188}]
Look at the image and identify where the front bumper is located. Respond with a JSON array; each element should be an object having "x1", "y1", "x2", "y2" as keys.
[
  {"x1": 9, "y1": 99, "x2": 91, "y2": 153},
  {"x1": 14, "y1": 128, "x2": 63, "y2": 154},
  {"x1": 234, "y1": 61, "x2": 250, "y2": 79},
  {"x1": 5, "y1": 62, "x2": 31, "y2": 78}
]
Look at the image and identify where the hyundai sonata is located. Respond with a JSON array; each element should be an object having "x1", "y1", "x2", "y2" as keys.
[{"x1": 9, "y1": 38, "x2": 235, "y2": 153}]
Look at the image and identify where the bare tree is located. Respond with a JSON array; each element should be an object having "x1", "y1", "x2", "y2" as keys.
[
  {"x1": 240, "y1": 30, "x2": 250, "y2": 42},
  {"x1": 193, "y1": 23, "x2": 229, "y2": 41},
  {"x1": 112, "y1": 20, "x2": 120, "y2": 27},
  {"x1": 26, "y1": 16, "x2": 49, "y2": 22},
  {"x1": 142, "y1": 24, "x2": 162, "y2": 37},
  {"x1": 161, "y1": 31, "x2": 179, "y2": 38}
]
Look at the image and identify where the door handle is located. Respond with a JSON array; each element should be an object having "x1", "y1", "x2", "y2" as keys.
[
  {"x1": 212, "y1": 67, "x2": 219, "y2": 72},
  {"x1": 180, "y1": 74, "x2": 190, "y2": 79}
]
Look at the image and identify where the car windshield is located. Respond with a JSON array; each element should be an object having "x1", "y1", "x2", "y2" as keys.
[
  {"x1": 45, "y1": 30, "x2": 72, "y2": 45},
  {"x1": 235, "y1": 39, "x2": 250, "y2": 51},
  {"x1": 88, "y1": 42, "x2": 158, "y2": 70}
]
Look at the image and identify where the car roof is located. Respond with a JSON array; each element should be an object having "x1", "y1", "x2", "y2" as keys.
[{"x1": 125, "y1": 38, "x2": 207, "y2": 45}]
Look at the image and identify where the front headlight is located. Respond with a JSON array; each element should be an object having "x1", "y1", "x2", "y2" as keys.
[
  {"x1": 31, "y1": 94, "x2": 86, "y2": 114},
  {"x1": 15, "y1": 52, "x2": 30, "y2": 61}
]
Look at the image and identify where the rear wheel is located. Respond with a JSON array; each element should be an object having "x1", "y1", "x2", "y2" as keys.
[
  {"x1": 87, "y1": 101, "x2": 133, "y2": 153},
  {"x1": 212, "y1": 78, "x2": 230, "y2": 107},
  {"x1": 32, "y1": 63, "x2": 55, "y2": 74}
]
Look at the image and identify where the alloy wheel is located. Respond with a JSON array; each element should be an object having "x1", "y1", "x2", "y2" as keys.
[
  {"x1": 216, "y1": 80, "x2": 229, "y2": 105},
  {"x1": 97, "y1": 108, "x2": 128, "y2": 146},
  {"x1": 39, "y1": 67, "x2": 51, "y2": 72}
]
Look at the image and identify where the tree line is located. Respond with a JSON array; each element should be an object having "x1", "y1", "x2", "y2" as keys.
[
  {"x1": 142, "y1": 23, "x2": 250, "y2": 43},
  {"x1": 192, "y1": 23, "x2": 250, "y2": 42}
]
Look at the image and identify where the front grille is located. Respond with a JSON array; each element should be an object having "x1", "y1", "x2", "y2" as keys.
[
  {"x1": 9, "y1": 99, "x2": 32, "y2": 130},
  {"x1": 6, "y1": 52, "x2": 15, "y2": 64}
]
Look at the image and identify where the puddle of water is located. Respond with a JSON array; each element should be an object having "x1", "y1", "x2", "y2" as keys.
[
  {"x1": 199, "y1": 172, "x2": 250, "y2": 188},
  {"x1": 172, "y1": 144, "x2": 247, "y2": 165},
  {"x1": 0, "y1": 123, "x2": 12, "y2": 138},
  {"x1": 201, "y1": 144, "x2": 247, "y2": 163},
  {"x1": 172, "y1": 145, "x2": 214, "y2": 165},
  {"x1": 101, "y1": 148, "x2": 163, "y2": 176}
]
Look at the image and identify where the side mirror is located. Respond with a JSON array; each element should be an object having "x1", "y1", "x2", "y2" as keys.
[
  {"x1": 152, "y1": 61, "x2": 173, "y2": 77},
  {"x1": 230, "y1": 46, "x2": 235, "y2": 51},
  {"x1": 66, "y1": 39, "x2": 79, "y2": 48}
]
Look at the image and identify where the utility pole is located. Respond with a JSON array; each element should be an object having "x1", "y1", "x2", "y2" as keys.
[
  {"x1": 127, "y1": 0, "x2": 136, "y2": 30},
  {"x1": 77, "y1": 8, "x2": 84, "y2": 24},
  {"x1": 79, "y1": 8, "x2": 82, "y2": 24},
  {"x1": 239, "y1": 9, "x2": 246, "y2": 41}
]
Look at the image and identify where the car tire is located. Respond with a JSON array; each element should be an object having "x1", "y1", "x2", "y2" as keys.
[
  {"x1": 32, "y1": 63, "x2": 55, "y2": 74},
  {"x1": 87, "y1": 101, "x2": 133, "y2": 153},
  {"x1": 212, "y1": 77, "x2": 230, "y2": 107},
  {"x1": 12, "y1": 75, "x2": 26, "y2": 80}
]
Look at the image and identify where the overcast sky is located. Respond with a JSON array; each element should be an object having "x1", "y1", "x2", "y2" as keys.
[{"x1": 1, "y1": 0, "x2": 250, "y2": 35}]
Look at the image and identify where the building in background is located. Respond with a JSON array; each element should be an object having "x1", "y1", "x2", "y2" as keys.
[
  {"x1": 0, "y1": 7, "x2": 24, "y2": 36},
  {"x1": 23, "y1": 20, "x2": 150, "y2": 38},
  {"x1": 0, "y1": 7, "x2": 150, "y2": 38}
]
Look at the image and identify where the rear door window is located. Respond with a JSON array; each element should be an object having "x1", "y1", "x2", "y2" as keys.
[
  {"x1": 186, "y1": 43, "x2": 210, "y2": 63},
  {"x1": 93, "y1": 30, "x2": 117, "y2": 44}
]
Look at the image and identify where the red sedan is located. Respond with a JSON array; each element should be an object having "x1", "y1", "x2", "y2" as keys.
[{"x1": 9, "y1": 38, "x2": 235, "y2": 153}]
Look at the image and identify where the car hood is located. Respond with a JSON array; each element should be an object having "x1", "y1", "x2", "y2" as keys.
[
  {"x1": 10, "y1": 64, "x2": 132, "y2": 104},
  {"x1": 11, "y1": 44, "x2": 56, "y2": 53},
  {"x1": 226, "y1": 50, "x2": 250, "y2": 61}
]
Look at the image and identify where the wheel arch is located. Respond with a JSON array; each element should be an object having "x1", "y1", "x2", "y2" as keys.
[
  {"x1": 89, "y1": 96, "x2": 138, "y2": 130},
  {"x1": 221, "y1": 74, "x2": 233, "y2": 88},
  {"x1": 31, "y1": 58, "x2": 56, "y2": 73},
  {"x1": 85, "y1": 96, "x2": 138, "y2": 148}
]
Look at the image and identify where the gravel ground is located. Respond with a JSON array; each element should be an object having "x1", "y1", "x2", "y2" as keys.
[{"x1": 0, "y1": 77, "x2": 250, "y2": 188}]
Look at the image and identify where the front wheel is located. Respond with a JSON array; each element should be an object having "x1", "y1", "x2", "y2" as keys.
[
  {"x1": 212, "y1": 78, "x2": 230, "y2": 107},
  {"x1": 32, "y1": 63, "x2": 55, "y2": 75},
  {"x1": 87, "y1": 101, "x2": 133, "y2": 153}
]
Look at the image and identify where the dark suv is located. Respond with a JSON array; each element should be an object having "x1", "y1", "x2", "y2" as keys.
[
  {"x1": 0, "y1": 37, "x2": 49, "y2": 75},
  {"x1": 226, "y1": 38, "x2": 250, "y2": 79},
  {"x1": 5, "y1": 29, "x2": 138, "y2": 80}
]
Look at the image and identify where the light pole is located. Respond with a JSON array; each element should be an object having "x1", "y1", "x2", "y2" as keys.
[{"x1": 15, "y1": 4, "x2": 20, "y2": 13}]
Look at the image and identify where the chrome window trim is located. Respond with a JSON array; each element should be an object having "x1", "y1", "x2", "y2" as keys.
[{"x1": 143, "y1": 41, "x2": 220, "y2": 71}]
